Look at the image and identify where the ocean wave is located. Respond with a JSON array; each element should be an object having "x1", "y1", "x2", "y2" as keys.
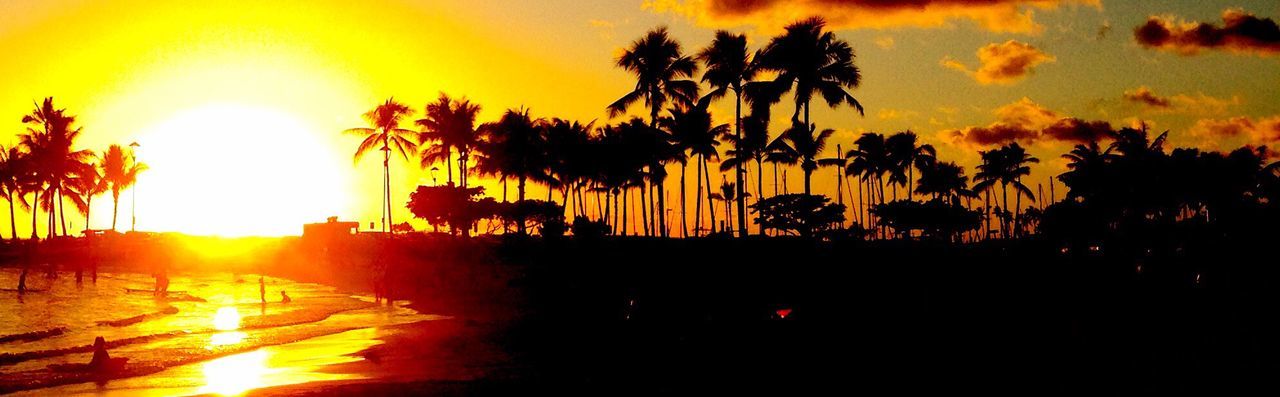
[
  {"x1": 96, "y1": 307, "x2": 180, "y2": 327},
  {"x1": 0, "y1": 327, "x2": 68, "y2": 344}
]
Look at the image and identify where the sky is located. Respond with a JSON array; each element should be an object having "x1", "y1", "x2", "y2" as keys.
[{"x1": 0, "y1": 0, "x2": 1277, "y2": 237}]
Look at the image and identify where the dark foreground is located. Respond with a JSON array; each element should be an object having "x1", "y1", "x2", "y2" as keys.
[
  {"x1": 8, "y1": 233, "x2": 1280, "y2": 395},
  {"x1": 262, "y1": 233, "x2": 1280, "y2": 395}
]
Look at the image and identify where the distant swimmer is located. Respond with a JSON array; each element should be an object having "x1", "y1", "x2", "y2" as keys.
[
  {"x1": 281, "y1": 290, "x2": 292, "y2": 304},
  {"x1": 259, "y1": 276, "x2": 266, "y2": 304}
]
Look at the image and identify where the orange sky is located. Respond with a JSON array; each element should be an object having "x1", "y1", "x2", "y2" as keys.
[{"x1": 1, "y1": 0, "x2": 1277, "y2": 236}]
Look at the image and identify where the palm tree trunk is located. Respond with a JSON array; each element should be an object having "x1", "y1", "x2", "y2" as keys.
[
  {"x1": 446, "y1": 148, "x2": 454, "y2": 185},
  {"x1": 680, "y1": 164, "x2": 688, "y2": 238},
  {"x1": 517, "y1": 176, "x2": 527, "y2": 234},
  {"x1": 58, "y1": 188, "x2": 67, "y2": 236},
  {"x1": 1001, "y1": 183, "x2": 1009, "y2": 239},
  {"x1": 621, "y1": 188, "x2": 629, "y2": 236},
  {"x1": 640, "y1": 181, "x2": 650, "y2": 236},
  {"x1": 803, "y1": 167, "x2": 812, "y2": 196},
  {"x1": 384, "y1": 148, "x2": 393, "y2": 233},
  {"x1": 28, "y1": 192, "x2": 36, "y2": 239},
  {"x1": 695, "y1": 157, "x2": 704, "y2": 237},
  {"x1": 772, "y1": 162, "x2": 779, "y2": 198},
  {"x1": 702, "y1": 157, "x2": 716, "y2": 235},
  {"x1": 734, "y1": 91, "x2": 747, "y2": 238},
  {"x1": 111, "y1": 193, "x2": 120, "y2": 231},
  {"x1": 8, "y1": 196, "x2": 16, "y2": 240},
  {"x1": 756, "y1": 158, "x2": 765, "y2": 236},
  {"x1": 657, "y1": 176, "x2": 667, "y2": 238}
]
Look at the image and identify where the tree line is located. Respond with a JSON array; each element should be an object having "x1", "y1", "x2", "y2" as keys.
[{"x1": 1, "y1": 98, "x2": 146, "y2": 241}]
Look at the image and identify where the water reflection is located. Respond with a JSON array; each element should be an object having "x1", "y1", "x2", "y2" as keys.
[
  {"x1": 200, "y1": 350, "x2": 269, "y2": 395},
  {"x1": 210, "y1": 331, "x2": 247, "y2": 346},
  {"x1": 214, "y1": 306, "x2": 241, "y2": 331}
]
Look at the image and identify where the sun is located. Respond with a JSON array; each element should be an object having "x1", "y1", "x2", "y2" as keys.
[{"x1": 131, "y1": 103, "x2": 352, "y2": 237}]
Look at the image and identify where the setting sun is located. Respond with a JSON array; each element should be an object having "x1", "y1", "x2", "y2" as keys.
[{"x1": 134, "y1": 104, "x2": 352, "y2": 236}]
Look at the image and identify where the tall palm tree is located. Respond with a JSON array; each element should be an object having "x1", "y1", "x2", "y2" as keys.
[
  {"x1": 475, "y1": 108, "x2": 547, "y2": 234},
  {"x1": 1058, "y1": 141, "x2": 1114, "y2": 201},
  {"x1": 346, "y1": 98, "x2": 418, "y2": 233},
  {"x1": 847, "y1": 133, "x2": 890, "y2": 231},
  {"x1": 417, "y1": 93, "x2": 482, "y2": 188},
  {"x1": 699, "y1": 30, "x2": 756, "y2": 237},
  {"x1": 973, "y1": 143, "x2": 1038, "y2": 238},
  {"x1": 0, "y1": 146, "x2": 26, "y2": 240},
  {"x1": 100, "y1": 144, "x2": 146, "y2": 231},
  {"x1": 663, "y1": 97, "x2": 727, "y2": 237},
  {"x1": 610, "y1": 27, "x2": 699, "y2": 238},
  {"x1": 886, "y1": 131, "x2": 936, "y2": 201},
  {"x1": 720, "y1": 113, "x2": 769, "y2": 235},
  {"x1": 778, "y1": 122, "x2": 835, "y2": 195},
  {"x1": 915, "y1": 161, "x2": 972, "y2": 204},
  {"x1": 817, "y1": 144, "x2": 847, "y2": 225},
  {"x1": 67, "y1": 158, "x2": 106, "y2": 233},
  {"x1": 20, "y1": 97, "x2": 93, "y2": 238},
  {"x1": 755, "y1": 17, "x2": 864, "y2": 135}
]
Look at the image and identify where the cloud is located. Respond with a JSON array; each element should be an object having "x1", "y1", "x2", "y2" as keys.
[
  {"x1": 875, "y1": 36, "x2": 896, "y2": 49},
  {"x1": 941, "y1": 97, "x2": 1115, "y2": 146},
  {"x1": 942, "y1": 40, "x2": 1054, "y2": 85},
  {"x1": 1134, "y1": 9, "x2": 1280, "y2": 56},
  {"x1": 589, "y1": 19, "x2": 618, "y2": 41},
  {"x1": 878, "y1": 108, "x2": 918, "y2": 120},
  {"x1": 642, "y1": 0, "x2": 1100, "y2": 35},
  {"x1": 1121, "y1": 86, "x2": 1241, "y2": 115},
  {"x1": 1189, "y1": 116, "x2": 1280, "y2": 147}
]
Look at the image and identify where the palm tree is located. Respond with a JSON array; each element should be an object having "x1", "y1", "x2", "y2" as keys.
[
  {"x1": 100, "y1": 144, "x2": 146, "y2": 231},
  {"x1": 699, "y1": 30, "x2": 756, "y2": 237},
  {"x1": 817, "y1": 144, "x2": 847, "y2": 225},
  {"x1": 475, "y1": 108, "x2": 547, "y2": 234},
  {"x1": 720, "y1": 113, "x2": 770, "y2": 234},
  {"x1": 346, "y1": 98, "x2": 418, "y2": 233},
  {"x1": 0, "y1": 146, "x2": 26, "y2": 240},
  {"x1": 915, "y1": 161, "x2": 973, "y2": 204},
  {"x1": 755, "y1": 17, "x2": 864, "y2": 136},
  {"x1": 973, "y1": 143, "x2": 1038, "y2": 238},
  {"x1": 847, "y1": 133, "x2": 890, "y2": 232},
  {"x1": 609, "y1": 27, "x2": 699, "y2": 238},
  {"x1": 663, "y1": 98, "x2": 727, "y2": 236},
  {"x1": 1058, "y1": 141, "x2": 1114, "y2": 201},
  {"x1": 20, "y1": 97, "x2": 94, "y2": 238},
  {"x1": 718, "y1": 176, "x2": 736, "y2": 233},
  {"x1": 417, "y1": 93, "x2": 482, "y2": 188},
  {"x1": 67, "y1": 158, "x2": 106, "y2": 233},
  {"x1": 778, "y1": 122, "x2": 835, "y2": 195},
  {"x1": 886, "y1": 131, "x2": 936, "y2": 201}
]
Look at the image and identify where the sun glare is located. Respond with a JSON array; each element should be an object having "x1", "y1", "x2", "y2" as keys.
[
  {"x1": 213, "y1": 306, "x2": 242, "y2": 331},
  {"x1": 133, "y1": 103, "x2": 352, "y2": 237}
]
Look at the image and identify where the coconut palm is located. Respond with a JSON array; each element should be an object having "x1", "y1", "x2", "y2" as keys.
[
  {"x1": 915, "y1": 161, "x2": 973, "y2": 204},
  {"x1": 847, "y1": 133, "x2": 890, "y2": 224},
  {"x1": 1058, "y1": 141, "x2": 1115, "y2": 202},
  {"x1": 754, "y1": 17, "x2": 864, "y2": 133},
  {"x1": 662, "y1": 97, "x2": 727, "y2": 237},
  {"x1": 886, "y1": 131, "x2": 936, "y2": 201},
  {"x1": 0, "y1": 146, "x2": 26, "y2": 240},
  {"x1": 609, "y1": 27, "x2": 699, "y2": 237},
  {"x1": 475, "y1": 108, "x2": 547, "y2": 234},
  {"x1": 100, "y1": 144, "x2": 146, "y2": 231},
  {"x1": 346, "y1": 98, "x2": 418, "y2": 233},
  {"x1": 66, "y1": 158, "x2": 106, "y2": 232},
  {"x1": 973, "y1": 142, "x2": 1038, "y2": 238},
  {"x1": 417, "y1": 93, "x2": 482, "y2": 188},
  {"x1": 719, "y1": 113, "x2": 770, "y2": 234},
  {"x1": 20, "y1": 97, "x2": 94, "y2": 238},
  {"x1": 699, "y1": 30, "x2": 756, "y2": 237},
  {"x1": 778, "y1": 122, "x2": 835, "y2": 195}
]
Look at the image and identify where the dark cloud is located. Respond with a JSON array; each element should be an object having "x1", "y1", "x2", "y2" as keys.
[
  {"x1": 941, "y1": 97, "x2": 1115, "y2": 146},
  {"x1": 644, "y1": 0, "x2": 1099, "y2": 34},
  {"x1": 1135, "y1": 9, "x2": 1280, "y2": 56},
  {"x1": 1042, "y1": 118, "x2": 1115, "y2": 144},
  {"x1": 1122, "y1": 86, "x2": 1171, "y2": 108},
  {"x1": 1190, "y1": 116, "x2": 1280, "y2": 146}
]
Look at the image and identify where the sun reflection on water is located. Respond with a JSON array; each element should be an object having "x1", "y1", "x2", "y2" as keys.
[
  {"x1": 200, "y1": 350, "x2": 270, "y2": 396},
  {"x1": 214, "y1": 306, "x2": 241, "y2": 331}
]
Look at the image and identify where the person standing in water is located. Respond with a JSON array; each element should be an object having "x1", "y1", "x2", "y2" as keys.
[{"x1": 259, "y1": 276, "x2": 266, "y2": 304}]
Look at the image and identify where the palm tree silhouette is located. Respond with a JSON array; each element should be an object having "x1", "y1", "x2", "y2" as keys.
[
  {"x1": 100, "y1": 144, "x2": 146, "y2": 231},
  {"x1": 847, "y1": 133, "x2": 890, "y2": 233},
  {"x1": 475, "y1": 108, "x2": 548, "y2": 234},
  {"x1": 778, "y1": 122, "x2": 835, "y2": 195},
  {"x1": 20, "y1": 97, "x2": 93, "y2": 238},
  {"x1": 699, "y1": 30, "x2": 756, "y2": 237},
  {"x1": 67, "y1": 157, "x2": 106, "y2": 233},
  {"x1": 755, "y1": 17, "x2": 864, "y2": 137},
  {"x1": 1058, "y1": 141, "x2": 1115, "y2": 202},
  {"x1": 662, "y1": 97, "x2": 727, "y2": 237},
  {"x1": 915, "y1": 161, "x2": 973, "y2": 204},
  {"x1": 346, "y1": 98, "x2": 418, "y2": 233},
  {"x1": 816, "y1": 145, "x2": 847, "y2": 226},
  {"x1": 0, "y1": 146, "x2": 26, "y2": 240},
  {"x1": 543, "y1": 118, "x2": 594, "y2": 218},
  {"x1": 610, "y1": 27, "x2": 699, "y2": 238},
  {"x1": 418, "y1": 93, "x2": 482, "y2": 188},
  {"x1": 886, "y1": 131, "x2": 936, "y2": 201},
  {"x1": 720, "y1": 114, "x2": 770, "y2": 235},
  {"x1": 974, "y1": 142, "x2": 1038, "y2": 238}
]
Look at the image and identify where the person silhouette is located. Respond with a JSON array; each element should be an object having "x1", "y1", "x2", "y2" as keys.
[
  {"x1": 88, "y1": 336, "x2": 127, "y2": 373},
  {"x1": 281, "y1": 290, "x2": 292, "y2": 303}
]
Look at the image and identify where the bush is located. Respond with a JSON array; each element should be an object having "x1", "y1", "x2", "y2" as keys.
[{"x1": 571, "y1": 218, "x2": 611, "y2": 239}]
